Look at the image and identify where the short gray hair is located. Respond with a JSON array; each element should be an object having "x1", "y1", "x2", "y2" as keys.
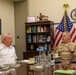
[
  {"x1": 1, "y1": 33, "x2": 11, "y2": 42},
  {"x1": 63, "y1": 31, "x2": 70, "y2": 35},
  {"x1": 62, "y1": 31, "x2": 71, "y2": 38}
]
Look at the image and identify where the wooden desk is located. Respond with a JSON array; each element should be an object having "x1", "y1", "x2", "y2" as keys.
[
  {"x1": 0, "y1": 63, "x2": 22, "y2": 75},
  {"x1": 23, "y1": 51, "x2": 39, "y2": 59},
  {"x1": 0, "y1": 69, "x2": 16, "y2": 75},
  {"x1": 16, "y1": 63, "x2": 27, "y2": 75},
  {"x1": 26, "y1": 64, "x2": 34, "y2": 75},
  {"x1": 25, "y1": 58, "x2": 61, "y2": 75}
]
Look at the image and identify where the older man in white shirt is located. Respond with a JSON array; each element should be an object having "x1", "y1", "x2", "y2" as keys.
[{"x1": 0, "y1": 33, "x2": 17, "y2": 75}]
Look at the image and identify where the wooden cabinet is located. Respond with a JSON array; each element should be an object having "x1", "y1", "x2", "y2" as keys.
[{"x1": 23, "y1": 21, "x2": 54, "y2": 59}]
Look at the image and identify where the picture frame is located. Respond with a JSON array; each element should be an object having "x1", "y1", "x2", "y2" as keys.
[{"x1": 27, "y1": 17, "x2": 35, "y2": 22}]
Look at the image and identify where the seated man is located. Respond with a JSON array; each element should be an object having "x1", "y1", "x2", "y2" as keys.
[
  {"x1": 0, "y1": 33, "x2": 17, "y2": 75},
  {"x1": 53, "y1": 31, "x2": 76, "y2": 70}
]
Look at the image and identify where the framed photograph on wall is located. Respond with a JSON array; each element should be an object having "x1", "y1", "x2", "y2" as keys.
[{"x1": 27, "y1": 17, "x2": 35, "y2": 22}]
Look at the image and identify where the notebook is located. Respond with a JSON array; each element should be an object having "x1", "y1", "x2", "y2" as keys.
[{"x1": 54, "y1": 70, "x2": 76, "y2": 75}]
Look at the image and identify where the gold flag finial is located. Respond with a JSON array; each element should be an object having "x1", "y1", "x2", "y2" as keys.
[
  {"x1": 63, "y1": 4, "x2": 69, "y2": 31},
  {"x1": 63, "y1": 3, "x2": 69, "y2": 12}
]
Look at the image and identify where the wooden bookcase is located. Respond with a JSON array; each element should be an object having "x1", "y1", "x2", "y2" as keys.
[{"x1": 23, "y1": 21, "x2": 54, "y2": 59}]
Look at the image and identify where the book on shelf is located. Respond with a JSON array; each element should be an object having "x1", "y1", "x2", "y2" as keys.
[
  {"x1": 30, "y1": 45, "x2": 34, "y2": 50},
  {"x1": 37, "y1": 26, "x2": 41, "y2": 32},
  {"x1": 34, "y1": 26, "x2": 36, "y2": 32},
  {"x1": 44, "y1": 26, "x2": 50, "y2": 32},
  {"x1": 27, "y1": 35, "x2": 31, "y2": 42},
  {"x1": 47, "y1": 36, "x2": 50, "y2": 42},
  {"x1": 37, "y1": 46, "x2": 45, "y2": 51},
  {"x1": 31, "y1": 26, "x2": 36, "y2": 33},
  {"x1": 27, "y1": 26, "x2": 37, "y2": 33},
  {"x1": 37, "y1": 26, "x2": 50, "y2": 32},
  {"x1": 44, "y1": 26, "x2": 47, "y2": 32},
  {"x1": 32, "y1": 35, "x2": 36, "y2": 42},
  {"x1": 37, "y1": 26, "x2": 44, "y2": 32},
  {"x1": 27, "y1": 27, "x2": 31, "y2": 33},
  {"x1": 36, "y1": 44, "x2": 48, "y2": 51},
  {"x1": 40, "y1": 27, "x2": 44, "y2": 32},
  {"x1": 48, "y1": 44, "x2": 51, "y2": 51},
  {"x1": 37, "y1": 35, "x2": 46, "y2": 42}
]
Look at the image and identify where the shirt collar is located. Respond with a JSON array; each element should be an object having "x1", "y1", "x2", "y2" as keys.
[{"x1": 1, "y1": 43, "x2": 12, "y2": 48}]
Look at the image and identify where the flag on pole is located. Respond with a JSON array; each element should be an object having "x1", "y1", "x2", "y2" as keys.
[{"x1": 54, "y1": 11, "x2": 76, "y2": 46}]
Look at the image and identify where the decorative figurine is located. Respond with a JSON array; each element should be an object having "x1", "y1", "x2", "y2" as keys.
[{"x1": 37, "y1": 13, "x2": 45, "y2": 21}]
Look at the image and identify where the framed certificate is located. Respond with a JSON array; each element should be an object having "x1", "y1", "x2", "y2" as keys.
[{"x1": 27, "y1": 17, "x2": 35, "y2": 22}]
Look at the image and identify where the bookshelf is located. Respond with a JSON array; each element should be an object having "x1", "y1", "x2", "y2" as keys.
[{"x1": 23, "y1": 21, "x2": 54, "y2": 59}]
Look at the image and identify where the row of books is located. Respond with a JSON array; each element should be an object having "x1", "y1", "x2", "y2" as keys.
[
  {"x1": 36, "y1": 44, "x2": 51, "y2": 51},
  {"x1": 28, "y1": 44, "x2": 51, "y2": 51},
  {"x1": 27, "y1": 35, "x2": 50, "y2": 43},
  {"x1": 27, "y1": 26, "x2": 50, "y2": 33}
]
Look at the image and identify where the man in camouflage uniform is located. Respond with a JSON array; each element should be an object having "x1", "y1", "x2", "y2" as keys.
[{"x1": 54, "y1": 31, "x2": 76, "y2": 69}]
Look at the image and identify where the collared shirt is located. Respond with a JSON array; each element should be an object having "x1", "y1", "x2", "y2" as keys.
[
  {"x1": 57, "y1": 42, "x2": 76, "y2": 65},
  {"x1": 0, "y1": 43, "x2": 17, "y2": 66}
]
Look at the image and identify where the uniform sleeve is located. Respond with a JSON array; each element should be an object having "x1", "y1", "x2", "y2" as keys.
[
  {"x1": 56, "y1": 45, "x2": 62, "y2": 56},
  {"x1": 71, "y1": 44, "x2": 76, "y2": 60},
  {"x1": 68, "y1": 43, "x2": 76, "y2": 53}
]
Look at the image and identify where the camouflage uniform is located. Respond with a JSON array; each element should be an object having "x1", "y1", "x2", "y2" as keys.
[{"x1": 57, "y1": 42, "x2": 76, "y2": 69}]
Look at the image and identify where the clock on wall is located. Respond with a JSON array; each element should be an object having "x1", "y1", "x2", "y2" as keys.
[{"x1": 70, "y1": 8, "x2": 76, "y2": 20}]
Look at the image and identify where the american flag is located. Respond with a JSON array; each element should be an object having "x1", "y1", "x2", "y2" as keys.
[{"x1": 54, "y1": 11, "x2": 76, "y2": 46}]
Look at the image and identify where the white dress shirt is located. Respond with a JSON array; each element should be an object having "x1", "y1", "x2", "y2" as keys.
[{"x1": 0, "y1": 43, "x2": 17, "y2": 66}]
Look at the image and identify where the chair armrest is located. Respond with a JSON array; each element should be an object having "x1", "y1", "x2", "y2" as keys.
[
  {"x1": 54, "y1": 58, "x2": 61, "y2": 63},
  {"x1": 70, "y1": 60, "x2": 76, "y2": 63}
]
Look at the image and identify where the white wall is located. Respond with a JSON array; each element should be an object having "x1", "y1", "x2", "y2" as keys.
[
  {"x1": 28, "y1": 0, "x2": 76, "y2": 23},
  {"x1": 0, "y1": 0, "x2": 15, "y2": 44},
  {"x1": 14, "y1": 1, "x2": 27, "y2": 60}
]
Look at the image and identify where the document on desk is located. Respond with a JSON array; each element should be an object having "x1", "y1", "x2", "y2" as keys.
[
  {"x1": 27, "y1": 60, "x2": 36, "y2": 64},
  {"x1": 23, "y1": 60, "x2": 30, "y2": 63},
  {"x1": 19, "y1": 59, "x2": 36, "y2": 64},
  {"x1": 0, "y1": 71, "x2": 3, "y2": 74}
]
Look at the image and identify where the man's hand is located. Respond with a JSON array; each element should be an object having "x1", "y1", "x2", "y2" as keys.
[
  {"x1": 65, "y1": 44, "x2": 74, "y2": 53},
  {"x1": 52, "y1": 46, "x2": 58, "y2": 52}
]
